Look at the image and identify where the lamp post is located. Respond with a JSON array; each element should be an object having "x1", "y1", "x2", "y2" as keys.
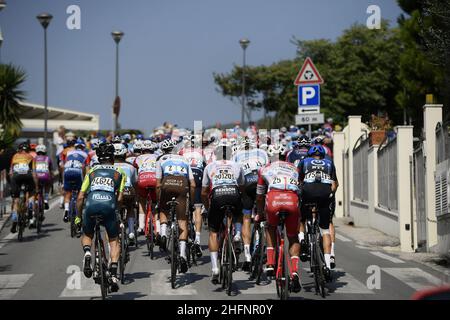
[
  {"x1": 37, "y1": 13, "x2": 53, "y2": 147},
  {"x1": 112, "y1": 31, "x2": 124, "y2": 135},
  {"x1": 0, "y1": 1, "x2": 6, "y2": 64},
  {"x1": 239, "y1": 38, "x2": 250, "y2": 129}
]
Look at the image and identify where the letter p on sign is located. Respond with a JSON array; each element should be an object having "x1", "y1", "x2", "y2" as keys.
[{"x1": 298, "y1": 85, "x2": 320, "y2": 108}]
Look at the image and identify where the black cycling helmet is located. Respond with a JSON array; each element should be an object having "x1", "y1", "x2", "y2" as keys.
[
  {"x1": 18, "y1": 142, "x2": 30, "y2": 152},
  {"x1": 312, "y1": 136, "x2": 325, "y2": 145},
  {"x1": 96, "y1": 142, "x2": 115, "y2": 163},
  {"x1": 297, "y1": 135, "x2": 311, "y2": 148}
]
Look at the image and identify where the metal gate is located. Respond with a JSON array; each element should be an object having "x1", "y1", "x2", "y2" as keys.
[{"x1": 413, "y1": 144, "x2": 427, "y2": 248}]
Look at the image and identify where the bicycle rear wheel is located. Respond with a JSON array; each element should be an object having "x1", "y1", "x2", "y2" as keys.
[
  {"x1": 69, "y1": 199, "x2": 76, "y2": 238},
  {"x1": 170, "y1": 227, "x2": 177, "y2": 289},
  {"x1": 316, "y1": 236, "x2": 327, "y2": 298},
  {"x1": 96, "y1": 234, "x2": 107, "y2": 300},
  {"x1": 36, "y1": 194, "x2": 43, "y2": 234},
  {"x1": 226, "y1": 226, "x2": 233, "y2": 296},
  {"x1": 255, "y1": 227, "x2": 266, "y2": 285},
  {"x1": 147, "y1": 215, "x2": 155, "y2": 260},
  {"x1": 281, "y1": 233, "x2": 290, "y2": 300}
]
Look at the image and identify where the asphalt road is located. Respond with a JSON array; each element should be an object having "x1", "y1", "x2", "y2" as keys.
[{"x1": 0, "y1": 199, "x2": 448, "y2": 300}]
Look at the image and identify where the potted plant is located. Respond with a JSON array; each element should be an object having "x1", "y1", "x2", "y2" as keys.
[{"x1": 368, "y1": 113, "x2": 392, "y2": 146}]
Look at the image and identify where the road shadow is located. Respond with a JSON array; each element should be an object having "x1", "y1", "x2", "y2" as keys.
[
  {"x1": 0, "y1": 264, "x2": 12, "y2": 272},
  {"x1": 326, "y1": 270, "x2": 346, "y2": 293},
  {"x1": 123, "y1": 271, "x2": 153, "y2": 285},
  {"x1": 177, "y1": 272, "x2": 208, "y2": 287},
  {"x1": 110, "y1": 291, "x2": 148, "y2": 300}
]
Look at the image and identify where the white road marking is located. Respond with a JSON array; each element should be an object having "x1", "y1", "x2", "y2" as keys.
[
  {"x1": 355, "y1": 245, "x2": 372, "y2": 250},
  {"x1": 59, "y1": 271, "x2": 101, "y2": 298},
  {"x1": 150, "y1": 269, "x2": 198, "y2": 296},
  {"x1": 0, "y1": 274, "x2": 33, "y2": 299},
  {"x1": 382, "y1": 268, "x2": 444, "y2": 291},
  {"x1": 370, "y1": 251, "x2": 405, "y2": 264},
  {"x1": 335, "y1": 233, "x2": 352, "y2": 242},
  {"x1": 302, "y1": 267, "x2": 374, "y2": 294}
]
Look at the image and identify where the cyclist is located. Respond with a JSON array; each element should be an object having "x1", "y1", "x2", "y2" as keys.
[
  {"x1": 88, "y1": 138, "x2": 101, "y2": 168},
  {"x1": 287, "y1": 135, "x2": 310, "y2": 167},
  {"x1": 298, "y1": 145, "x2": 338, "y2": 281},
  {"x1": 310, "y1": 136, "x2": 338, "y2": 269},
  {"x1": 156, "y1": 139, "x2": 195, "y2": 274},
  {"x1": 179, "y1": 135, "x2": 206, "y2": 258},
  {"x1": 113, "y1": 142, "x2": 138, "y2": 245},
  {"x1": 134, "y1": 140, "x2": 159, "y2": 238},
  {"x1": 256, "y1": 144, "x2": 302, "y2": 292},
  {"x1": 77, "y1": 142, "x2": 126, "y2": 293},
  {"x1": 127, "y1": 139, "x2": 142, "y2": 165},
  {"x1": 202, "y1": 139, "x2": 245, "y2": 284},
  {"x1": 61, "y1": 138, "x2": 90, "y2": 223},
  {"x1": 9, "y1": 143, "x2": 36, "y2": 233},
  {"x1": 232, "y1": 136, "x2": 269, "y2": 271},
  {"x1": 31, "y1": 145, "x2": 54, "y2": 226}
]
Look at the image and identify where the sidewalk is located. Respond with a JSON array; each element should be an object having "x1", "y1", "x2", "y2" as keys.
[{"x1": 334, "y1": 217, "x2": 450, "y2": 277}]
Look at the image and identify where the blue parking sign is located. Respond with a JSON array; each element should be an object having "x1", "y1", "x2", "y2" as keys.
[{"x1": 298, "y1": 85, "x2": 320, "y2": 107}]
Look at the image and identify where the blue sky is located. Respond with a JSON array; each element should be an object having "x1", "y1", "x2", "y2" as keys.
[{"x1": 1, "y1": 0, "x2": 403, "y2": 134}]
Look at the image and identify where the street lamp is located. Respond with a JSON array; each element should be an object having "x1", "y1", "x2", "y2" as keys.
[
  {"x1": 112, "y1": 31, "x2": 124, "y2": 135},
  {"x1": 37, "y1": 13, "x2": 53, "y2": 147},
  {"x1": 0, "y1": 1, "x2": 6, "y2": 64},
  {"x1": 239, "y1": 38, "x2": 250, "y2": 128}
]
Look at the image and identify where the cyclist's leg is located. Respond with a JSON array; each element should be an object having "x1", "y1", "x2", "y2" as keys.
[
  {"x1": 158, "y1": 181, "x2": 171, "y2": 250},
  {"x1": 329, "y1": 196, "x2": 336, "y2": 267},
  {"x1": 263, "y1": 191, "x2": 278, "y2": 275},
  {"x1": 194, "y1": 186, "x2": 203, "y2": 244},
  {"x1": 81, "y1": 204, "x2": 95, "y2": 278},
  {"x1": 125, "y1": 194, "x2": 136, "y2": 242},
  {"x1": 103, "y1": 204, "x2": 120, "y2": 291},
  {"x1": 136, "y1": 185, "x2": 146, "y2": 233},
  {"x1": 9, "y1": 176, "x2": 21, "y2": 233},
  {"x1": 208, "y1": 195, "x2": 223, "y2": 282},
  {"x1": 241, "y1": 188, "x2": 254, "y2": 268}
]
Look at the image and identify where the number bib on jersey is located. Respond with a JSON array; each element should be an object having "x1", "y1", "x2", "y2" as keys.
[
  {"x1": 35, "y1": 162, "x2": 49, "y2": 173},
  {"x1": 91, "y1": 177, "x2": 114, "y2": 192},
  {"x1": 13, "y1": 163, "x2": 29, "y2": 175},
  {"x1": 140, "y1": 160, "x2": 157, "y2": 172}
]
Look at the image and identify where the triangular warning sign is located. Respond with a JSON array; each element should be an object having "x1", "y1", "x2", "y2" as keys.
[{"x1": 294, "y1": 57, "x2": 324, "y2": 85}]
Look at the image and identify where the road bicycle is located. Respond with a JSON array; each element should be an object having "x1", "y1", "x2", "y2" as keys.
[
  {"x1": 68, "y1": 184, "x2": 79, "y2": 238},
  {"x1": 91, "y1": 215, "x2": 109, "y2": 300},
  {"x1": 249, "y1": 218, "x2": 266, "y2": 285},
  {"x1": 186, "y1": 203, "x2": 198, "y2": 268},
  {"x1": 35, "y1": 182, "x2": 45, "y2": 234},
  {"x1": 166, "y1": 197, "x2": 181, "y2": 289},
  {"x1": 274, "y1": 211, "x2": 292, "y2": 300},
  {"x1": 17, "y1": 185, "x2": 28, "y2": 242},
  {"x1": 144, "y1": 187, "x2": 157, "y2": 259},
  {"x1": 218, "y1": 205, "x2": 238, "y2": 296},
  {"x1": 303, "y1": 202, "x2": 327, "y2": 298},
  {"x1": 118, "y1": 207, "x2": 130, "y2": 285}
]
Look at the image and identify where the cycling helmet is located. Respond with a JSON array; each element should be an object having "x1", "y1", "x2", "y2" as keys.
[
  {"x1": 90, "y1": 138, "x2": 100, "y2": 150},
  {"x1": 160, "y1": 139, "x2": 177, "y2": 152},
  {"x1": 297, "y1": 135, "x2": 311, "y2": 148},
  {"x1": 240, "y1": 136, "x2": 256, "y2": 150},
  {"x1": 133, "y1": 140, "x2": 143, "y2": 152},
  {"x1": 75, "y1": 138, "x2": 86, "y2": 149},
  {"x1": 142, "y1": 140, "x2": 157, "y2": 151},
  {"x1": 96, "y1": 143, "x2": 115, "y2": 163},
  {"x1": 122, "y1": 134, "x2": 132, "y2": 142},
  {"x1": 267, "y1": 144, "x2": 287, "y2": 157},
  {"x1": 308, "y1": 145, "x2": 326, "y2": 158},
  {"x1": 18, "y1": 142, "x2": 30, "y2": 152},
  {"x1": 289, "y1": 125, "x2": 298, "y2": 133},
  {"x1": 112, "y1": 135, "x2": 122, "y2": 144},
  {"x1": 36, "y1": 144, "x2": 47, "y2": 154},
  {"x1": 312, "y1": 136, "x2": 325, "y2": 145},
  {"x1": 114, "y1": 143, "x2": 127, "y2": 157},
  {"x1": 280, "y1": 127, "x2": 287, "y2": 134},
  {"x1": 30, "y1": 143, "x2": 37, "y2": 151}
]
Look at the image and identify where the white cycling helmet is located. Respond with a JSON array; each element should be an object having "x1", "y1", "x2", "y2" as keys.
[
  {"x1": 90, "y1": 138, "x2": 100, "y2": 150},
  {"x1": 160, "y1": 139, "x2": 177, "y2": 152},
  {"x1": 142, "y1": 140, "x2": 157, "y2": 151},
  {"x1": 113, "y1": 143, "x2": 127, "y2": 157},
  {"x1": 267, "y1": 144, "x2": 287, "y2": 157},
  {"x1": 36, "y1": 144, "x2": 47, "y2": 154}
]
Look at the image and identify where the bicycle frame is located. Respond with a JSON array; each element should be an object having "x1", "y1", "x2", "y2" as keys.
[{"x1": 93, "y1": 216, "x2": 109, "y2": 300}]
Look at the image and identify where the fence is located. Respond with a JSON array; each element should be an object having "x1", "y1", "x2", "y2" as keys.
[
  {"x1": 377, "y1": 136, "x2": 398, "y2": 212},
  {"x1": 435, "y1": 122, "x2": 450, "y2": 218},
  {"x1": 353, "y1": 134, "x2": 369, "y2": 202},
  {"x1": 413, "y1": 143, "x2": 427, "y2": 248}
]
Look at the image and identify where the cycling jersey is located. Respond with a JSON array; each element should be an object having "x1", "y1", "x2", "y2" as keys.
[
  {"x1": 287, "y1": 147, "x2": 309, "y2": 167},
  {"x1": 33, "y1": 155, "x2": 53, "y2": 183},
  {"x1": 126, "y1": 156, "x2": 137, "y2": 165},
  {"x1": 113, "y1": 161, "x2": 137, "y2": 189},
  {"x1": 257, "y1": 161, "x2": 300, "y2": 195},
  {"x1": 81, "y1": 165, "x2": 126, "y2": 238},
  {"x1": 232, "y1": 148, "x2": 269, "y2": 185},
  {"x1": 298, "y1": 158, "x2": 336, "y2": 185},
  {"x1": 62, "y1": 149, "x2": 89, "y2": 191},
  {"x1": 202, "y1": 160, "x2": 245, "y2": 191},
  {"x1": 10, "y1": 153, "x2": 33, "y2": 176},
  {"x1": 156, "y1": 154, "x2": 194, "y2": 181}
]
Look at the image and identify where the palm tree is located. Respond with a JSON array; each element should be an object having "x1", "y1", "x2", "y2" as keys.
[{"x1": 0, "y1": 64, "x2": 26, "y2": 144}]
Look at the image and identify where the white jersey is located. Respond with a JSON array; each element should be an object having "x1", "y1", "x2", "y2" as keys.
[{"x1": 202, "y1": 160, "x2": 245, "y2": 191}]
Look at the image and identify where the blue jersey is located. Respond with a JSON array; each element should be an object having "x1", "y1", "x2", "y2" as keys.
[
  {"x1": 63, "y1": 149, "x2": 88, "y2": 174},
  {"x1": 155, "y1": 154, "x2": 194, "y2": 180},
  {"x1": 298, "y1": 158, "x2": 336, "y2": 185},
  {"x1": 287, "y1": 148, "x2": 309, "y2": 167}
]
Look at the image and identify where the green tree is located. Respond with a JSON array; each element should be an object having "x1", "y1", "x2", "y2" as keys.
[{"x1": 0, "y1": 64, "x2": 27, "y2": 145}]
